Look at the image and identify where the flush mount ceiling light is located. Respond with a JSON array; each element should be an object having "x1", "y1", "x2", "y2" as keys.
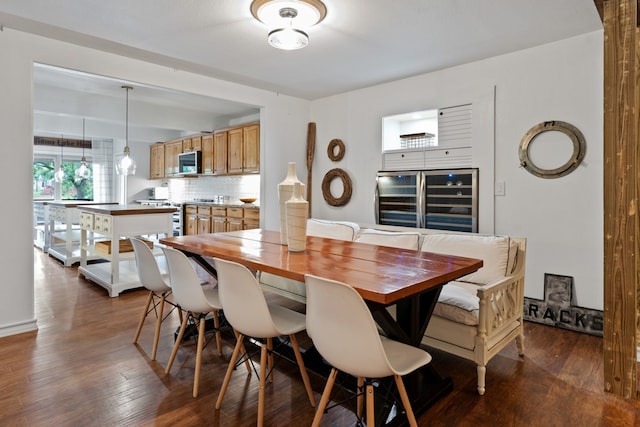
[{"x1": 251, "y1": 0, "x2": 327, "y2": 50}]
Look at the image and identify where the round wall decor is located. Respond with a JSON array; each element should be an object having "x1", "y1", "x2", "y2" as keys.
[
  {"x1": 327, "y1": 138, "x2": 346, "y2": 162},
  {"x1": 321, "y1": 168, "x2": 352, "y2": 206},
  {"x1": 518, "y1": 120, "x2": 586, "y2": 179}
]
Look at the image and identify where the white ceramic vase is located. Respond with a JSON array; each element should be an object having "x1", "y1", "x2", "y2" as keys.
[
  {"x1": 286, "y1": 182, "x2": 309, "y2": 252},
  {"x1": 278, "y1": 162, "x2": 306, "y2": 245}
]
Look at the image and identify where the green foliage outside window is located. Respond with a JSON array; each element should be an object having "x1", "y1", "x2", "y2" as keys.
[{"x1": 33, "y1": 160, "x2": 93, "y2": 200}]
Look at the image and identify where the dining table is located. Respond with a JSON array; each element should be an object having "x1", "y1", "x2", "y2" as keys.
[{"x1": 160, "y1": 229, "x2": 483, "y2": 426}]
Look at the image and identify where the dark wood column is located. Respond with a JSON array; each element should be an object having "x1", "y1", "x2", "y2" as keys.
[{"x1": 598, "y1": 0, "x2": 640, "y2": 398}]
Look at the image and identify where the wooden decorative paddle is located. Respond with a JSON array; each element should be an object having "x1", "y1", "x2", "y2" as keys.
[{"x1": 306, "y1": 122, "x2": 316, "y2": 215}]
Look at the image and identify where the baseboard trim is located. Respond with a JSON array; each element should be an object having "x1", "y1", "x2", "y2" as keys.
[{"x1": 0, "y1": 318, "x2": 38, "y2": 338}]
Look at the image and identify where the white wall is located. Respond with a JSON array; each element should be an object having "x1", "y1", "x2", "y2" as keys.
[
  {"x1": 0, "y1": 28, "x2": 311, "y2": 337},
  {"x1": 310, "y1": 31, "x2": 604, "y2": 310}
]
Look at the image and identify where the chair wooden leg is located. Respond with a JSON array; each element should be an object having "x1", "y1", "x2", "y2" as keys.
[
  {"x1": 216, "y1": 333, "x2": 245, "y2": 410},
  {"x1": 193, "y1": 315, "x2": 206, "y2": 398},
  {"x1": 212, "y1": 310, "x2": 223, "y2": 356},
  {"x1": 166, "y1": 312, "x2": 190, "y2": 374},
  {"x1": 366, "y1": 384, "x2": 375, "y2": 427},
  {"x1": 312, "y1": 368, "x2": 338, "y2": 427},
  {"x1": 266, "y1": 338, "x2": 274, "y2": 383},
  {"x1": 394, "y1": 374, "x2": 418, "y2": 427},
  {"x1": 257, "y1": 344, "x2": 268, "y2": 427},
  {"x1": 133, "y1": 291, "x2": 153, "y2": 344},
  {"x1": 357, "y1": 377, "x2": 364, "y2": 419},
  {"x1": 234, "y1": 329, "x2": 252, "y2": 373},
  {"x1": 151, "y1": 294, "x2": 165, "y2": 360},
  {"x1": 290, "y1": 334, "x2": 315, "y2": 407}
]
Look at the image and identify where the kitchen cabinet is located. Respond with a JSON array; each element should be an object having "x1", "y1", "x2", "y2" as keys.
[
  {"x1": 243, "y1": 207, "x2": 260, "y2": 230},
  {"x1": 212, "y1": 207, "x2": 227, "y2": 233},
  {"x1": 150, "y1": 143, "x2": 165, "y2": 179},
  {"x1": 185, "y1": 205, "x2": 198, "y2": 235},
  {"x1": 197, "y1": 205, "x2": 212, "y2": 234},
  {"x1": 78, "y1": 205, "x2": 176, "y2": 297},
  {"x1": 228, "y1": 123, "x2": 260, "y2": 174},
  {"x1": 213, "y1": 131, "x2": 228, "y2": 175},
  {"x1": 164, "y1": 139, "x2": 183, "y2": 176},
  {"x1": 242, "y1": 124, "x2": 260, "y2": 173},
  {"x1": 226, "y1": 207, "x2": 244, "y2": 232},
  {"x1": 183, "y1": 135, "x2": 202, "y2": 152},
  {"x1": 201, "y1": 134, "x2": 214, "y2": 174}
]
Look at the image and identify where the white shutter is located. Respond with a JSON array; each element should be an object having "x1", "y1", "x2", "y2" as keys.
[{"x1": 437, "y1": 104, "x2": 472, "y2": 148}]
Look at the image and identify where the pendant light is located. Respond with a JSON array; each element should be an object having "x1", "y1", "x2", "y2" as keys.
[
  {"x1": 115, "y1": 85, "x2": 136, "y2": 176},
  {"x1": 75, "y1": 118, "x2": 91, "y2": 181},
  {"x1": 54, "y1": 135, "x2": 65, "y2": 183}
]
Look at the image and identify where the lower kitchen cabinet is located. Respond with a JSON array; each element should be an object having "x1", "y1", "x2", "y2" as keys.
[{"x1": 184, "y1": 204, "x2": 259, "y2": 234}]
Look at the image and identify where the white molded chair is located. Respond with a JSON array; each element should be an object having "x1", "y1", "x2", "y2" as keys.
[
  {"x1": 213, "y1": 257, "x2": 316, "y2": 427},
  {"x1": 162, "y1": 246, "x2": 223, "y2": 398},
  {"x1": 131, "y1": 237, "x2": 180, "y2": 361},
  {"x1": 304, "y1": 274, "x2": 432, "y2": 427}
]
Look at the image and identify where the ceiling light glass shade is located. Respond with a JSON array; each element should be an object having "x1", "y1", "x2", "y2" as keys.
[
  {"x1": 268, "y1": 27, "x2": 309, "y2": 50},
  {"x1": 75, "y1": 118, "x2": 91, "y2": 181},
  {"x1": 75, "y1": 159, "x2": 91, "y2": 181},
  {"x1": 251, "y1": 0, "x2": 326, "y2": 28},
  {"x1": 116, "y1": 145, "x2": 136, "y2": 176}
]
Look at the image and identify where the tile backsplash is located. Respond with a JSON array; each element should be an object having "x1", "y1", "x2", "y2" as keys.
[{"x1": 166, "y1": 175, "x2": 260, "y2": 204}]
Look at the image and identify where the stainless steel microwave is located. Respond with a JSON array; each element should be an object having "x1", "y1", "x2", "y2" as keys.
[{"x1": 178, "y1": 151, "x2": 202, "y2": 175}]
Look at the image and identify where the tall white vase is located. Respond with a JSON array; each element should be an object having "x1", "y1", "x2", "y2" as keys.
[
  {"x1": 286, "y1": 182, "x2": 309, "y2": 252},
  {"x1": 278, "y1": 162, "x2": 305, "y2": 245}
]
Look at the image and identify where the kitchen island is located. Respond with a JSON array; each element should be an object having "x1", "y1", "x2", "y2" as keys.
[
  {"x1": 46, "y1": 200, "x2": 118, "y2": 266},
  {"x1": 78, "y1": 204, "x2": 176, "y2": 297}
]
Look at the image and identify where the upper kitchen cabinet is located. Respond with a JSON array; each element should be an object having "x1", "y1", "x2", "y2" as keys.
[
  {"x1": 216, "y1": 122, "x2": 260, "y2": 175},
  {"x1": 213, "y1": 131, "x2": 228, "y2": 175},
  {"x1": 149, "y1": 143, "x2": 165, "y2": 179},
  {"x1": 184, "y1": 135, "x2": 202, "y2": 152},
  {"x1": 228, "y1": 123, "x2": 260, "y2": 174},
  {"x1": 164, "y1": 138, "x2": 183, "y2": 176},
  {"x1": 201, "y1": 134, "x2": 214, "y2": 174}
]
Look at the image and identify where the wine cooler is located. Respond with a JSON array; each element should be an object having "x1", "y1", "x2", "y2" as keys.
[{"x1": 375, "y1": 168, "x2": 478, "y2": 232}]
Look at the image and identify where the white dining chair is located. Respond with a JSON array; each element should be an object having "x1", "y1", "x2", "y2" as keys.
[
  {"x1": 131, "y1": 237, "x2": 180, "y2": 361},
  {"x1": 213, "y1": 257, "x2": 316, "y2": 427},
  {"x1": 304, "y1": 274, "x2": 433, "y2": 427},
  {"x1": 162, "y1": 246, "x2": 223, "y2": 398}
]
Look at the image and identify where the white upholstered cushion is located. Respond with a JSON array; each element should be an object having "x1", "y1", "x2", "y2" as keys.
[
  {"x1": 421, "y1": 234, "x2": 511, "y2": 285},
  {"x1": 355, "y1": 228, "x2": 421, "y2": 250},
  {"x1": 432, "y1": 281, "x2": 479, "y2": 326},
  {"x1": 307, "y1": 218, "x2": 360, "y2": 241}
]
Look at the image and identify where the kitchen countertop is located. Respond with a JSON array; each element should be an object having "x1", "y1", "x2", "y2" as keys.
[
  {"x1": 183, "y1": 201, "x2": 260, "y2": 209},
  {"x1": 78, "y1": 204, "x2": 177, "y2": 215},
  {"x1": 46, "y1": 200, "x2": 119, "y2": 208}
]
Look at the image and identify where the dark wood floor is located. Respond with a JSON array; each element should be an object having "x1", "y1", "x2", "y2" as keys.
[{"x1": 1, "y1": 249, "x2": 638, "y2": 426}]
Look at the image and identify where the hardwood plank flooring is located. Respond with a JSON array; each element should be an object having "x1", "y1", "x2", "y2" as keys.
[{"x1": 1, "y1": 248, "x2": 638, "y2": 426}]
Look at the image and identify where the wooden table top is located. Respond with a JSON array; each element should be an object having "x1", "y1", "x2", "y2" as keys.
[{"x1": 161, "y1": 229, "x2": 483, "y2": 305}]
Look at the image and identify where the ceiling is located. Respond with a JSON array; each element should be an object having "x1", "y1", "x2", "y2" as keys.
[
  {"x1": 0, "y1": 0, "x2": 602, "y2": 101},
  {"x1": 2, "y1": 1, "x2": 603, "y2": 142}
]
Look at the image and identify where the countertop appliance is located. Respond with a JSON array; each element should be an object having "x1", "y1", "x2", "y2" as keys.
[
  {"x1": 150, "y1": 186, "x2": 169, "y2": 200},
  {"x1": 375, "y1": 168, "x2": 478, "y2": 232}
]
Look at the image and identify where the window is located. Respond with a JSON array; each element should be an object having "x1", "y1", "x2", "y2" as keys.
[{"x1": 33, "y1": 157, "x2": 93, "y2": 200}]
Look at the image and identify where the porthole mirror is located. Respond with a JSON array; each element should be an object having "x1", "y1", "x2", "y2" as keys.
[{"x1": 518, "y1": 121, "x2": 586, "y2": 179}]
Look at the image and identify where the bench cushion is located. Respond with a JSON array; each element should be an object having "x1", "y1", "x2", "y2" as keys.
[
  {"x1": 433, "y1": 281, "x2": 479, "y2": 325},
  {"x1": 355, "y1": 229, "x2": 421, "y2": 250},
  {"x1": 421, "y1": 234, "x2": 513, "y2": 285},
  {"x1": 307, "y1": 219, "x2": 360, "y2": 241}
]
